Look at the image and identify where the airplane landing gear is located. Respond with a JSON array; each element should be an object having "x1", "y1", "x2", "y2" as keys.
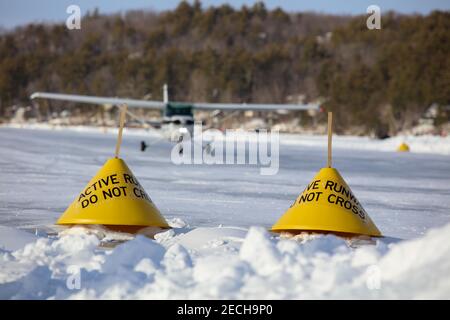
[
  {"x1": 177, "y1": 135, "x2": 184, "y2": 155},
  {"x1": 205, "y1": 142, "x2": 213, "y2": 155},
  {"x1": 140, "y1": 141, "x2": 148, "y2": 152}
]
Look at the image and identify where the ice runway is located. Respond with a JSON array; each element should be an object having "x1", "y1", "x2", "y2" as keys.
[{"x1": 0, "y1": 126, "x2": 449, "y2": 239}]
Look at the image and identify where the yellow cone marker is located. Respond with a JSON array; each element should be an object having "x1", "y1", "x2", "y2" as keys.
[
  {"x1": 57, "y1": 104, "x2": 169, "y2": 230},
  {"x1": 271, "y1": 167, "x2": 381, "y2": 236},
  {"x1": 271, "y1": 112, "x2": 382, "y2": 237},
  {"x1": 397, "y1": 142, "x2": 410, "y2": 152},
  {"x1": 57, "y1": 157, "x2": 169, "y2": 228}
]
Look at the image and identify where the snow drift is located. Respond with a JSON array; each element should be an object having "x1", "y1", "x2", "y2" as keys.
[{"x1": 1, "y1": 221, "x2": 449, "y2": 299}]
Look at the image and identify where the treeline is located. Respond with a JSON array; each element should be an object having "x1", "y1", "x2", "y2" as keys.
[{"x1": 0, "y1": 1, "x2": 448, "y2": 134}]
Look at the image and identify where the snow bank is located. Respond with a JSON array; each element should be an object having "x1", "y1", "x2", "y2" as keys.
[
  {"x1": 281, "y1": 134, "x2": 450, "y2": 156},
  {"x1": 2, "y1": 123, "x2": 161, "y2": 138},
  {"x1": 1, "y1": 222, "x2": 449, "y2": 299}
]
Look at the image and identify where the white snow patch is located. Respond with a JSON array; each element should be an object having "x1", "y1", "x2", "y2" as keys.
[{"x1": 1, "y1": 222, "x2": 449, "y2": 299}]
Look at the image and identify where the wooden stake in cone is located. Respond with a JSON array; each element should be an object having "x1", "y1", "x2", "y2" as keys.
[
  {"x1": 115, "y1": 104, "x2": 128, "y2": 159},
  {"x1": 327, "y1": 112, "x2": 332, "y2": 168}
]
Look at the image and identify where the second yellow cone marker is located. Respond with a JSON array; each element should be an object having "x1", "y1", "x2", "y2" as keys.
[
  {"x1": 271, "y1": 112, "x2": 382, "y2": 237},
  {"x1": 271, "y1": 167, "x2": 381, "y2": 236}
]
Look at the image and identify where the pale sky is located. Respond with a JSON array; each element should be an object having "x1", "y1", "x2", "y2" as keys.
[{"x1": 0, "y1": 0, "x2": 449, "y2": 29}]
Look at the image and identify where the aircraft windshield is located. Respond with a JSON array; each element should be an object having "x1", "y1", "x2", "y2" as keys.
[{"x1": 165, "y1": 104, "x2": 193, "y2": 117}]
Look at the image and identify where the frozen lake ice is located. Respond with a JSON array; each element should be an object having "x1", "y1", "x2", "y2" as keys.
[{"x1": 0, "y1": 127, "x2": 449, "y2": 239}]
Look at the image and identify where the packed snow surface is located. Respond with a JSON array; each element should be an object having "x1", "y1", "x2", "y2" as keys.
[{"x1": 0, "y1": 126, "x2": 449, "y2": 299}]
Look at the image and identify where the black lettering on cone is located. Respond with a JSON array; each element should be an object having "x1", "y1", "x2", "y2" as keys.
[
  {"x1": 327, "y1": 193, "x2": 365, "y2": 220},
  {"x1": 305, "y1": 180, "x2": 321, "y2": 192},
  {"x1": 325, "y1": 180, "x2": 335, "y2": 190},
  {"x1": 86, "y1": 174, "x2": 120, "y2": 194},
  {"x1": 124, "y1": 173, "x2": 139, "y2": 186},
  {"x1": 81, "y1": 194, "x2": 98, "y2": 208},
  {"x1": 79, "y1": 174, "x2": 121, "y2": 202},
  {"x1": 298, "y1": 191, "x2": 322, "y2": 204},
  {"x1": 78, "y1": 172, "x2": 154, "y2": 209},
  {"x1": 133, "y1": 187, "x2": 151, "y2": 201},
  {"x1": 103, "y1": 186, "x2": 128, "y2": 200},
  {"x1": 295, "y1": 180, "x2": 367, "y2": 220}
]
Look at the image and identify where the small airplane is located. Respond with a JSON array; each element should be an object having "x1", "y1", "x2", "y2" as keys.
[{"x1": 30, "y1": 84, "x2": 320, "y2": 149}]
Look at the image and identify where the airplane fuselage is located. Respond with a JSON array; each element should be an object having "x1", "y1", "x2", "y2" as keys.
[{"x1": 160, "y1": 115, "x2": 194, "y2": 141}]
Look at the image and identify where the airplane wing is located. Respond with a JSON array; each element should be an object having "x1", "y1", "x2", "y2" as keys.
[
  {"x1": 30, "y1": 92, "x2": 320, "y2": 111},
  {"x1": 188, "y1": 102, "x2": 320, "y2": 111},
  {"x1": 30, "y1": 92, "x2": 165, "y2": 109}
]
